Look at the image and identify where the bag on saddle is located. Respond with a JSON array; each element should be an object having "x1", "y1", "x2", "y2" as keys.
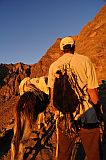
[{"x1": 53, "y1": 68, "x2": 79, "y2": 114}]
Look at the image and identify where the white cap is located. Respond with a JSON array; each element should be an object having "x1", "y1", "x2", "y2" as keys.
[{"x1": 60, "y1": 36, "x2": 74, "y2": 51}]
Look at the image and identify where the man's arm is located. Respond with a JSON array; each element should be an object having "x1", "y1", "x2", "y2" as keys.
[
  {"x1": 87, "y1": 88, "x2": 99, "y2": 105},
  {"x1": 88, "y1": 88, "x2": 103, "y2": 121}
]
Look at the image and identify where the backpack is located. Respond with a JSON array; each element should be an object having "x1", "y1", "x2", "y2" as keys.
[{"x1": 53, "y1": 67, "x2": 79, "y2": 114}]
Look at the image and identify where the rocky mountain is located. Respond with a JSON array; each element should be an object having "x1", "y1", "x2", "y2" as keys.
[
  {"x1": 0, "y1": 4, "x2": 106, "y2": 160},
  {"x1": 0, "y1": 63, "x2": 31, "y2": 103},
  {"x1": 75, "y1": 4, "x2": 106, "y2": 83}
]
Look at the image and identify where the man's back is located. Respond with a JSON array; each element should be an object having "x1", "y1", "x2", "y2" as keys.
[{"x1": 48, "y1": 52, "x2": 99, "y2": 123}]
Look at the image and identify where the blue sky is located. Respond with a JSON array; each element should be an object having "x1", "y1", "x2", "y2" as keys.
[{"x1": 0, "y1": 0, "x2": 106, "y2": 64}]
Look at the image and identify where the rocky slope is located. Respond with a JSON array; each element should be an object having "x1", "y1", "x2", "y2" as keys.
[{"x1": 75, "y1": 4, "x2": 106, "y2": 82}]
